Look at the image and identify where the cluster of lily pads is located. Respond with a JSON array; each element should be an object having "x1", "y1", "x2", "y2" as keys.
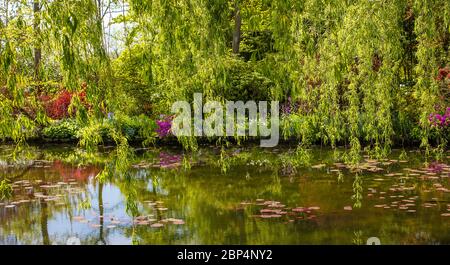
[
  {"x1": 0, "y1": 178, "x2": 80, "y2": 210},
  {"x1": 240, "y1": 199, "x2": 321, "y2": 222},
  {"x1": 132, "y1": 152, "x2": 183, "y2": 169},
  {"x1": 134, "y1": 200, "x2": 185, "y2": 227},
  {"x1": 367, "y1": 163, "x2": 450, "y2": 217}
]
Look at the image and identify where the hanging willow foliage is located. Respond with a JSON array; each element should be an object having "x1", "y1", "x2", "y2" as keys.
[{"x1": 0, "y1": 0, "x2": 448, "y2": 158}]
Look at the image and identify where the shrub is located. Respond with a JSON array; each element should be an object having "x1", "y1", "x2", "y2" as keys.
[
  {"x1": 107, "y1": 113, "x2": 157, "y2": 143},
  {"x1": 41, "y1": 89, "x2": 89, "y2": 120},
  {"x1": 47, "y1": 90, "x2": 72, "y2": 119},
  {"x1": 42, "y1": 119, "x2": 80, "y2": 141},
  {"x1": 156, "y1": 115, "x2": 173, "y2": 138},
  {"x1": 211, "y1": 57, "x2": 274, "y2": 102}
]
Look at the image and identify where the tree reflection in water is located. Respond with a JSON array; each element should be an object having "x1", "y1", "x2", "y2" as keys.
[{"x1": 0, "y1": 145, "x2": 449, "y2": 244}]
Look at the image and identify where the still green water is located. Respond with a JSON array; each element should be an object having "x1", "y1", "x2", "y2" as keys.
[{"x1": 0, "y1": 144, "x2": 449, "y2": 245}]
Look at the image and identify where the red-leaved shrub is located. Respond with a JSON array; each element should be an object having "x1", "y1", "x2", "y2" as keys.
[
  {"x1": 41, "y1": 89, "x2": 89, "y2": 120},
  {"x1": 49, "y1": 90, "x2": 72, "y2": 119},
  {"x1": 437, "y1": 67, "x2": 450, "y2": 81}
]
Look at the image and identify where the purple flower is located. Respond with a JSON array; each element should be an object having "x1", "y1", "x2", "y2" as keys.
[
  {"x1": 281, "y1": 97, "x2": 296, "y2": 115},
  {"x1": 107, "y1": 112, "x2": 114, "y2": 120},
  {"x1": 156, "y1": 115, "x2": 173, "y2": 138},
  {"x1": 436, "y1": 114, "x2": 444, "y2": 124},
  {"x1": 156, "y1": 121, "x2": 171, "y2": 137},
  {"x1": 429, "y1": 108, "x2": 450, "y2": 127},
  {"x1": 281, "y1": 104, "x2": 291, "y2": 115}
]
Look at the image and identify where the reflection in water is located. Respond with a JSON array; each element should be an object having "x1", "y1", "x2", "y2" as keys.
[
  {"x1": 0, "y1": 145, "x2": 449, "y2": 245},
  {"x1": 40, "y1": 198, "x2": 50, "y2": 245},
  {"x1": 97, "y1": 182, "x2": 106, "y2": 245}
]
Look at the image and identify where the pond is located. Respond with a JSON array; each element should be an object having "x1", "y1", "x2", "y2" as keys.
[{"x1": 0, "y1": 144, "x2": 449, "y2": 245}]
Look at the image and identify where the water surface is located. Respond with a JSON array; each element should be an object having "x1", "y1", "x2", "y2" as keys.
[{"x1": 0, "y1": 145, "x2": 449, "y2": 245}]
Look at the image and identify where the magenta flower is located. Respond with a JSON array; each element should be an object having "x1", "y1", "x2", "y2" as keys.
[
  {"x1": 156, "y1": 115, "x2": 173, "y2": 138},
  {"x1": 281, "y1": 96, "x2": 299, "y2": 115},
  {"x1": 429, "y1": 107, "x2": 450, "y2": 127}
]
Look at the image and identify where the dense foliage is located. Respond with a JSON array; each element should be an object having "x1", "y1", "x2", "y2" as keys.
[{"x1": 0, "y1": 0, "x2": 449, "y2": 161}]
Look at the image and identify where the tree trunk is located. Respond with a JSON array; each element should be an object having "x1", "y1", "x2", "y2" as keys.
[
  {"x1": 232, "y1": 2, "x2": 241, "y2": 54},
  {"x1": 96, "y1": 0, "x2": 106, "y2": 51},
  {"x1": 33, "y1": 1, "x2": 41, "y2": 81},
  {"x1": 5, "y1": 0, "x2": 9, "y2": 25}
]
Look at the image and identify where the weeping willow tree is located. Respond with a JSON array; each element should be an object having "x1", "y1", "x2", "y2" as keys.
[
  {"x1": 413, "y1": 0, "x2": 450, "y2": 158},
  {"x1": 0, "y1": 0, "x2": 135, "y2": 195},
  {"x1": 1, "y1": 0, "x2": 109, "y2": 145},
  {"x1": 113, "y1": 0, "x2": 448, "y2": 152},
  {"x1": 0, "y1": 0, "x2": 449, "y2": 169}
]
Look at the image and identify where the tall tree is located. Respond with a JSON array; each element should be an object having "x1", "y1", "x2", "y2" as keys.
[
  {"x1": 232, "y1": 0, "x2": 241, "y2": 54},
  {"x1": 33, "y1": 1, "x2": 41, "y2": 80}
]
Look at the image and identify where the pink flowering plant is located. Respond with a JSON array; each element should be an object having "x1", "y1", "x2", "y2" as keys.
[
  {"x1": 428, "y1": 66, "x2": 450, "y2": 131},
  {"x1": 156, "y1": 115, "x2": 173, "y2": 138},
  {"x1": 428, "y1": 107, "x2": 450, "y2": 128}
]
